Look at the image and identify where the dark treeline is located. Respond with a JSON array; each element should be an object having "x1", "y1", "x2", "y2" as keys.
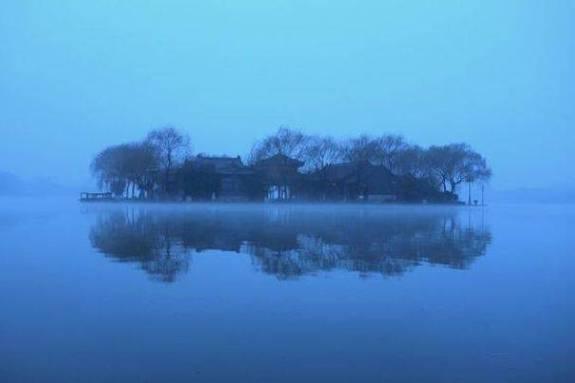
[
  {"x1": 89, "y1": 207, "x2": 491, "y2": 282},
  {"x1": 91, "y1": 126, "x2": 491, "y2": 203}
]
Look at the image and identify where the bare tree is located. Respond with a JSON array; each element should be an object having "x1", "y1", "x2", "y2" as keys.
[
  {"x1": 145, "y1": 126, "x2": 190, "y2": 193},
  {"x1": 395, "y1": 145, "x2": 429, "y2": 178},
  {"x1": 248, "y1": 126, "x2": 310, "y2": 164},
  {"x1": 463, "y1": 152, "x2": 492, "y2": 204},
  {"x1": 341, "y1": 135, "x2": 379, "y2": 163},
  {"x1": 341, "y1": 134, "x2": 408, "y2": 171},
  {"x1": 426, "y1": 144, "x2": 461, "y2": 193},
  {"x1": 426, "y1": 143, "x2": 491, "y2": 194},
  {"x1": 90, "y1": 142, "x2": 159, "y2": 198},
  {"x1": 129, "y1": 142, "x2": 159, "y2": 198},
  {"x1": 302, "y1": 136, "x2": 344, "y2": 172},
  {"x1": 91, "y1": 145, "x2": 127, "y2": 196},
  {"x1": 371, "y1": 134, "x2": 409, "y2": 172}
]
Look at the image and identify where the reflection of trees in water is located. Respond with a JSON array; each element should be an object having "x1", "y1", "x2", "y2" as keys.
[
  {"x1": 245, "y1": 212, "x2": 491, "y2": 279},
  {"x1": 89, "y1": 212, "x2": 190, "y2": 282},
  {"x1": 89, "y1": 207, "x2": 491, "y2": 282}
]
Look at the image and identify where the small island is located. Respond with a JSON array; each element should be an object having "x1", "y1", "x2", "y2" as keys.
[{"x1": 88, "y1": 126, "x2": 491, "y2": 204}]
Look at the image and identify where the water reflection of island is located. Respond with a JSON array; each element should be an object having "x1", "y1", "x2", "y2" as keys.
[{"x1": 89, "y1": 206, "x2": 491, "y2": 282}]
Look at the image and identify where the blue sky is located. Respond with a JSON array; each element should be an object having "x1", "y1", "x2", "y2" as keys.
[{"x1": 1, "y1": 0, "x2": 573, "y2": 189}]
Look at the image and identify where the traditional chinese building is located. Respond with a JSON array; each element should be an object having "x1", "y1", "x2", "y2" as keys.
[
  {"x1": 309, "y1": 161, "x2": 398, "y2": 201},
  {"x1": 254, "y1": 154, "x2": 304, "y2": 200},
  {"x1": 185, "y1": 155, "x2": 261, "y2": 201}
]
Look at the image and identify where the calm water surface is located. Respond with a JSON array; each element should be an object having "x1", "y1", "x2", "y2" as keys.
[{"x1": 0, "y1": 199, "x2": 573, "y2": 382}]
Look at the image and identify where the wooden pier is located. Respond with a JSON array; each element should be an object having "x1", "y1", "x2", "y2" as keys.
[{"x1": 79, "y1": 192, "x2": 115, "y2": 202}]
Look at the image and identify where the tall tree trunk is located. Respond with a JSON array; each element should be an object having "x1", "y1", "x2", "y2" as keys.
[{"x1": 164, "y1": 169, "x2": 170, "y2": 194}]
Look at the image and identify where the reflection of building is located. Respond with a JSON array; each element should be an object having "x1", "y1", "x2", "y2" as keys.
[{"x1": 89, "y1": 207, "x2": 491, "y2": 282}]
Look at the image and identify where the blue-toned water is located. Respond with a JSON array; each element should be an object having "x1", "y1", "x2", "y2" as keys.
[{"x1": 0, "y1": 199, "x2": 573, "y2": 382}]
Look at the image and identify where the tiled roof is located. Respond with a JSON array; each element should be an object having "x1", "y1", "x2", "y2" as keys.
[{"x1": 193, "y1": 156, "x2": 252, "y2": 175}]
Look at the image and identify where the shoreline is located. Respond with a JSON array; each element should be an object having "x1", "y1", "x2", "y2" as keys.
[{"x1": 78, "y1": 197, "x2": 469, "y2": 206}]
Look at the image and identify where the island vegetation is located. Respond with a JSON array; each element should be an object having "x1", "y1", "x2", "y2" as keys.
[{"x1": 90, "y1": 126, "x2": 491, "y2": 204}]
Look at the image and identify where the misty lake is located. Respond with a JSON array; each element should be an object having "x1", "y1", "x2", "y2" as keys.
[{"x1": 0, "y1": 199, "x2": 573, "y2": 382}]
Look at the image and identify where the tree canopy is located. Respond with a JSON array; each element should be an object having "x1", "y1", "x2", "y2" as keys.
[
  {"x1": 91, "y1": 127, "x2": 189, "y2": 198},
  {"x1": 91, "y1": 125, "x2": 491, "y2": 202}
]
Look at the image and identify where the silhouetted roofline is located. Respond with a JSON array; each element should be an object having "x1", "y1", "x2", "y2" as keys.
[{"x1": 255, "y1": 153, "x2": 304, "y2": 168}]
